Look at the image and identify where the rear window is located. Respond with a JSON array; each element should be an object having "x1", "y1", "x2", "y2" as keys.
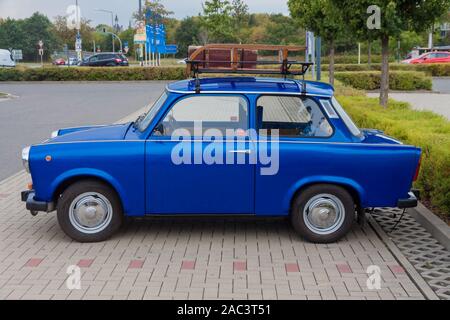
[{"x1": 331, "y1": 97, "x2": 362, "y2": 137}]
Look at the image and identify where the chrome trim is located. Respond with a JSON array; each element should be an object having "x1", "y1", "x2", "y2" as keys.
[
  {"x1": 228, "y1": 150, "x2": 252, "y2": 154},
  {"x1": 303, "y1": 193, "x2": 345, "y2": 235},
  {"x1": 33, "y1": 138, "x2": 413, "y2": 148},
  {"x1": 51, "y1": 130, "x2": 59, "y2": 139},
  {"x1": 375, "y1": 134, "x2": 403, "y2": 145},
  {"x1": 33, "y1": 140, "x2": 144, "y2": 147},
  {"x1": 146, "y1": 139, "x2": 415, "y2": 148}
]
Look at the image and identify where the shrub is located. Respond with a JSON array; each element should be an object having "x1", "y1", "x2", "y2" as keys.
[
  {"x1": 321, "y1": 55, "x2": 395, "y2": 64},
  {"x1": 321, "y1": 63, "x2": 450, "y2": 77},
  {"x1": 334, "y1": 71, "x2": 432, "y2": 91},
  {"x1": 337, "y1": 95, "x2": 450, "y2": 215},
  {"x1": 0, "y1": 66, "x2": 186, "y2": 81}
]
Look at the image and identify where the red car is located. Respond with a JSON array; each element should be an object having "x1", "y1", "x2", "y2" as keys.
[
  {"x1": 407, "y1": 51, "x2": 450, "y2": 64},
  {"x1": 52, "y1": 58, "x2": 66, "y2": 66}
]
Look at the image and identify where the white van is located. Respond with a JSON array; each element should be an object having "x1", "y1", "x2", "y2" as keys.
[{"x1": 0, "y1": 49, "x2": 16, "y2": 67}]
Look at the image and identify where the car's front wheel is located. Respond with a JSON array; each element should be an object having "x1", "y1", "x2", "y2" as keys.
[
  {"x1": 291, "y1": 184, "x2": 355, "y2": 243},
  {"x1": 57, "y1": 180, "x2": 123, "y2": 242}
]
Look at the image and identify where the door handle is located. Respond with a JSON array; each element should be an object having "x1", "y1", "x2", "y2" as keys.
[{"x1": 228, "y1": 150, "x2": 252, "y2": 154}]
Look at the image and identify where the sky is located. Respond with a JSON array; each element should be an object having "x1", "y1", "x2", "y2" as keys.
[{"x1": 0, "y1": 0, "x2": 290, "y2": 26}]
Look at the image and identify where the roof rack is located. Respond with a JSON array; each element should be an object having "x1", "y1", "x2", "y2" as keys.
[{"x1": 186, "y1": 44, "x2": 312, "y2": 93}]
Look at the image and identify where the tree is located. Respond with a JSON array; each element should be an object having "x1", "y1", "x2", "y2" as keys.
[
  {"x1": 53, "y1": 15, "x2": 94, "y2": 51},
  {"x1": 200, "y1": 0, "x2": 236, "y2": 43},
  {"x1": 231, "y1": 0, "x2": 250, "y2": 43},
  {"x1": 175, "y1": 17, "x2": 202, "y2": 57},
  {"x1": 288, "y1": 0, "x2": 345, "y2": 85},
  {"x1": 133, "y1": 0, "x2": 173, "y2": 24},
  {"x1": 0, "y1": 13, "x2": 61, "y2": 61},
  {"x1": 338, "y1": 0, "x2": 450, "y2": 107}
]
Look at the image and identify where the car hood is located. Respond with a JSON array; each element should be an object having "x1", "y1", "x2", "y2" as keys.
[{"x1": 49, "y1": 123, "x2": 132, "y2": 143}]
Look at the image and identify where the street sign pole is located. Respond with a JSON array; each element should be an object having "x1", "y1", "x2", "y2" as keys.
[
  {"x1": 316, "y1": 37, "x2": 321, "y2": 81},
  {"x1": 38, "y1": 40, "x2": 44, "y2": 67}
]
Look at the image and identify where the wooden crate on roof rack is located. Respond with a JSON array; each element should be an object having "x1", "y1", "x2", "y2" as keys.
[{"x1": 186, "y1": 44, "x2": 311, "y2": 78}]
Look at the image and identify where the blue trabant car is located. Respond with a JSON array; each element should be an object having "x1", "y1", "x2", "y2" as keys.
[{"x1": 21, "y1": 77, "x2": 421, "y2": 243}]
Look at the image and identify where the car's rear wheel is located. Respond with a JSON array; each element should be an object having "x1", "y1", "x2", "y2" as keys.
[
  {"x1": 57, "y1": 180, "x2": 123, "y2": 242},
  {"x1": 291, "y1": 184, "x2": 355, "y2": 243}
]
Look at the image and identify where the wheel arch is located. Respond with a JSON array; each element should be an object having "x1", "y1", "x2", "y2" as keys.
[
  {"x1": 51, "y1": 170, "x2": 125, "y2": 212},
  {"x1": 286, "y1": 176, "x2": 365, "y2": 213}
]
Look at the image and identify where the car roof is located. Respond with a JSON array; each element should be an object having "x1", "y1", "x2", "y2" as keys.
[{"x1": 167, "y1": 77, "x2": 334, "y2": 97}]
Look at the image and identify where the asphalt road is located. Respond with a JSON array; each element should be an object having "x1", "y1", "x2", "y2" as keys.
[
  {"x1": 0, "y1": 82, "x2": 168, "y2": 180},
  {"x1": 433, "y1": 77, "x2": 450, "y2": 94},
  {"x1": 367, "y1": 78, "x2": 450, "y2": 120}
]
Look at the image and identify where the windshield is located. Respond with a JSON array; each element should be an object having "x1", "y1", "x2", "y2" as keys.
[
  {"x1": 137, "y1": 92, "x2": 168, "y2": 132},
  {"x1": 331, "y1": 97, "x2": 362, "y2": 137}
]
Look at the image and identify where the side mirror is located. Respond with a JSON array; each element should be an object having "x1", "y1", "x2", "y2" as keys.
[{"x1": 153, "y1": 123, "x2": 164, "y2": 136}]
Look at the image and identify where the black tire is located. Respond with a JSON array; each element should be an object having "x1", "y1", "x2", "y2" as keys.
[
  {"x1": 57, "y1": 180, "x2": 123, "y2": 242},
  {"x1": 291, "y1": 184, "x2": 355, "y2": 243}
]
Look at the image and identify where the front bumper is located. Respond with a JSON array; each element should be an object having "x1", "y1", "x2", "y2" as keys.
[
  {"x1": 397, "y1": 189, "x2": 420, "y2": 209},
  {"x1": 21, "y1": 190, "x2": 54, "y2": 213}
]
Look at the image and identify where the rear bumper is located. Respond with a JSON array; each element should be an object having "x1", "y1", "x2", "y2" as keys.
[
  {"x1": 21, "y1": 190, "x2": 54, "y2": 213},
  {"x1": 397, "y1": 189, "x2": 420, "y2": 209}
]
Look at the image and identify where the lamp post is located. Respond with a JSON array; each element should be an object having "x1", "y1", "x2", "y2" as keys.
[{"x1": 95, "y1": 8, "x2": 115, "y2": 52}]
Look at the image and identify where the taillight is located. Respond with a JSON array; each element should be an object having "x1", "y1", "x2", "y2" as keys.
[
  {"x1": 413, "y1": 154, "x2": 422, "y2": 181},
  {"x1": 115, "y1": 58, "x2": 122, "y2": 63}
]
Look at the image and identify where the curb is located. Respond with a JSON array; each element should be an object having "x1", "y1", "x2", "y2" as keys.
[
  {"x1": 367, "y1": 214, "x2": 440, "y2": 300},
  {"x1": 408, "y1": 203, "x2": 450, "y2": 251}
]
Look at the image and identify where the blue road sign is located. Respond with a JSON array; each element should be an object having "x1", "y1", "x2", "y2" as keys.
[{"x1": 164, "y1": 45, "x2": 178, "y2": 55}]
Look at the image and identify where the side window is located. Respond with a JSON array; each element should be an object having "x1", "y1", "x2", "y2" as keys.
[
  {"x1": 89, "y1": 55, "x2": 98, "y2": 62},
  {"x1": 155, "y1": 95, "x2": 248, "y2": 137},
  {"x1": 257, "y1": 96, "x2": 333, "y2": 138}
]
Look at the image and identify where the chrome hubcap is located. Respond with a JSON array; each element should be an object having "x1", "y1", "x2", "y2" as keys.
[
  {"x1": 69, "y1": 192, "x2": 112, "y2": 234},
  {"x1": 303, "y1": 194, "x2": 345, "y2": 235}
]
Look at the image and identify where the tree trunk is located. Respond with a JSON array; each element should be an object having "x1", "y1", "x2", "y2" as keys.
[
  {"x1": 380, "y1": 34, "x2": 389, "y2": 107},
  {"x1": 328, "y1": 39, "x2": 335, "y2": 86},
  {"x1": 368, "y1": 40, "x2": 372, "y2": 67}
]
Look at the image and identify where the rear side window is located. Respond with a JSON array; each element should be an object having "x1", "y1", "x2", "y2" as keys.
[{"x1": 256, "y1": 95, "x2": 333, "y2": 138}]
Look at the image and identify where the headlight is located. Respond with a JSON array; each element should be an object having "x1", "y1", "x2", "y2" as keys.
[
  {"x1": 22, "y1": 146, "x2": 31, "y2": 173},
  {"x1": 51, "y1": 130, "x2": 59, "y2": 139}
]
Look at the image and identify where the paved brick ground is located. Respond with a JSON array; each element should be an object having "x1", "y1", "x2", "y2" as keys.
[{"x1": 0, "y1": 170, "x2": 427, "y2": 300}]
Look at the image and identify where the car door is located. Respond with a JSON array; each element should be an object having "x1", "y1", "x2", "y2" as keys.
[
  {"x1": 145, "y1": 94, "x2": 255, "y2": 214},
  {"x1": 254, "y1": 95, "x2": 335, "y2": 215},
  {"x1": 433, "y1": 53, "x2": 450, "y2": 63},
  {"x1": 87, "y1": 55, "x2": 99, "y2": 66}
]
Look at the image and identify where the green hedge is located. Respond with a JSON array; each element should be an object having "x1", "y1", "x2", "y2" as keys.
[
  {"x1": 0, "y1": 67, "x2": 186, "y2": 81},
  {"x1": 338, "y1": 96, "x2": 450, "y2": 215},
  {"x1": 321, "y1": 55, "x2": 395, "y2": 64},
  {"x1": 334, "y1": 71, "x2": 432, "y2": 91},
  {"x1": 322, "y1": 63, "x2": 450, "y2": 77}
]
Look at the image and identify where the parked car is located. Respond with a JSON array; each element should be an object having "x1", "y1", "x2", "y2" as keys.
[
  {"x1": 79, "y1": 53, "x2": 129, "y2": 67},
  {"x1": 21, "y1": 77, "x2": 421, "y2": 243},
  {"x1": 67, "y1": 57, "x2": 80, "y2": 66},
  {"x1": 52, "y1": 58, "x2": 66, "y2": 66},
  {"x1": 0, "y1": 49, "x2": 15, "y2": 67},
  {"x1": 403, "y1": 51, "x2": 450, "y2": 64}
]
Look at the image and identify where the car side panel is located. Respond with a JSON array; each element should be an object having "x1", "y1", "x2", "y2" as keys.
[
  {"x1": 29, "y1": 141, "x2": 145, "y2": 216},
  {"x1": 255, "y1": 141, "x2": 421, "y2": 215}
]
